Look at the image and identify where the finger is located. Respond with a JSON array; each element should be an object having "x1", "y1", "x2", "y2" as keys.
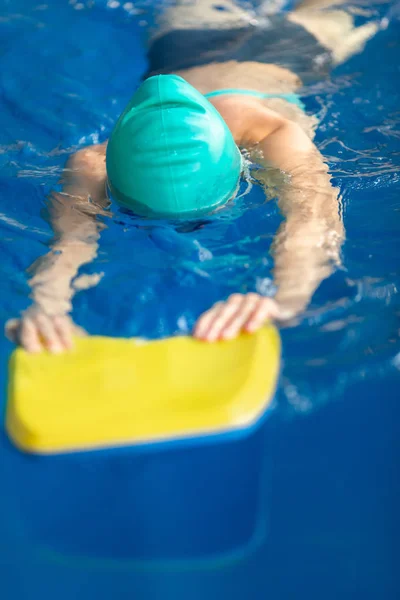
[
  {"x1": 20, "y1": 318, "x2": 43, "y2": 353},
  {"x1": 220, "y1": 294, "x2": 261, "y2": 340},
  {"x1": 53, "y1": 316, "x2": 74, "y2": 350},
  {"x1": 245, "y1": 299, "x2": 280, "y2": 332},
  {"x1": 5, "y1": 319, "x2": 20, "y2": 343},
  {"x1": 204, "y1": 295, "x2": 246, "y2": 342},
  {"x1": 193, "y1": 302, "x2": 223, "y2": 338},
  {"x1": 34, "y1": 314, "x2": 63, "y2": 354},
  {"x1": 72, "y1": 323, "x2": 87, "y2": 338}
]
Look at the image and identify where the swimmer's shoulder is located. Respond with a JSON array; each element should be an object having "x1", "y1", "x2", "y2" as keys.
[
  {"x1": 209, "y1": 94, "x2": 317, "y2": 143},
  {"x1": 68, "y1": 142, "x2": 107, "y2": 179},
  {"x1": 207, "y1": 94, "x2": 280, "y2": 145},
  {"x1": 71, "y1": 141, "x2": 107, "y2": 163},
  {"x1": 61, "y1": 142, "x2": 108, "y2": 208},
  {"x1": 206, "y1": 94, "x2": 296, "y2": 145}
]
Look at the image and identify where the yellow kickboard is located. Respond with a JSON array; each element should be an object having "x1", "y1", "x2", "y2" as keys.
[{"x1": 6, "y1": 326, "x2": 280, "y2": 455}]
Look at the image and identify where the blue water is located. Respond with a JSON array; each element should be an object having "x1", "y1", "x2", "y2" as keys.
[{"x1": 0, "y1": 1, "x2": 399, "y2": 598}]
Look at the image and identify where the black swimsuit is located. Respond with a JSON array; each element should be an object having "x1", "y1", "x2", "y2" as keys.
[{"x1": 146, "y1": 14, "x2": 332, "y2": 82}]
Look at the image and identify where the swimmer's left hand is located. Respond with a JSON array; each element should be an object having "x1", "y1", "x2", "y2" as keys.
[
  {"x1": 5, "y1": 308, "x2": 86, "y2": 354},
  {"x1": 193, "y1": 293, "x2": 280, "y2": 342}
]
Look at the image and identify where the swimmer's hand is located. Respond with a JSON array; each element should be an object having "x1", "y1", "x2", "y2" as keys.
[
  {"x1": 194, "y1": 293, "x2": 280, "y2": 342},
  {"x1": 5, "y1": 306, "x2": 86, "y2": 354}
]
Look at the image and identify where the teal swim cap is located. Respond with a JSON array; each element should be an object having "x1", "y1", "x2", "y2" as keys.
[{"x1": 106, "y1": 75, "x2": 242, "y2": 218}]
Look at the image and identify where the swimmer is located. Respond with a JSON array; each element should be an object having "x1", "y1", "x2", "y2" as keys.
[{"x1": 6, "y1": 0, "x2": 381, "y2": 353}]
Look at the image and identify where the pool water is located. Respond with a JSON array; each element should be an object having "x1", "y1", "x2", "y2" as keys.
[{"x1": 0, "y1": 1, "x2": 399, "y2": 599}]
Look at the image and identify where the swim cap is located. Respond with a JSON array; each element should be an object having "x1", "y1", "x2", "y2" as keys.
[{"x1": 106, "y1": 75, "x2": 242, "y2": 218}]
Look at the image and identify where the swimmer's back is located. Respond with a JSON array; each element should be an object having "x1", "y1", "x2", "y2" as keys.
[{"x1": 146, "y1": 14, "x2": 332, "y2": 83}]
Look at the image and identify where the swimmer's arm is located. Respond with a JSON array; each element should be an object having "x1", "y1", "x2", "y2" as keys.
[
  {"x1": 221, "y1": 98, "x2": 344, "y2": 318},
  {"x1": 6, "y1": 144, "x2": 109, "y2": 352},
  {"x1": 255, "y1": 118, "x2": 344, "y2": 317},
  {"x1": 31, "y1": 143, "x2": 109, "y2": 313},
  {"x1": 193, "y1": 100, "x2": 343, "y2": 340}
]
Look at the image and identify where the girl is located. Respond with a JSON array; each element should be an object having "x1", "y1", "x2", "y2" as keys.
[{"x1": 6, "y1": 0, "x2": 380, "y2": 353}]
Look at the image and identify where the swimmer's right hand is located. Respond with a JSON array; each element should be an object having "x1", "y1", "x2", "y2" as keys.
[{"x1": 5, "y1": 306, "x2": 86, "y2": 354}]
